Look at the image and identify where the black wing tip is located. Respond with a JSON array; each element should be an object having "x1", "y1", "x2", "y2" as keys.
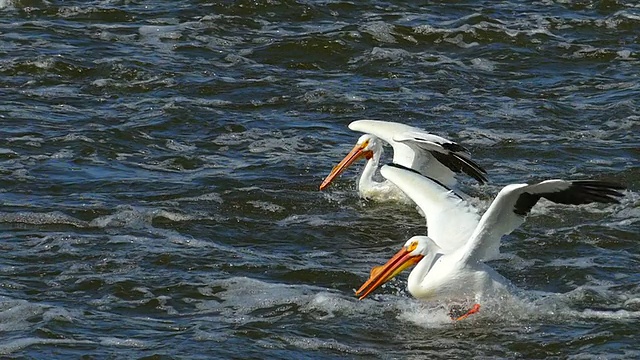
[
  {"x1": 570, "y1": 180, "x2": 626, "y2": 204},
  {"x1": 456, "y1": 153, "x2": 489, "y2": 182},
  {"x1": 430, "y1": 151, "x2": 489, "y2": 185},
  {"x1": 410, "y1": 136, "x2": 471, "y2": 154},
  {"x1": 469, "y1": 169, "x2": 489, "y2": 185},
  {"x1": 407, "y1": 135, "x2": 488, "y2": 185},
  {"x1": 571, "y1": 180, "x2": 626, "y2": 191},
  {"x1": 514, "y1": 179, "x2": 626, "y2": 216},
  {"x1": 536, "y1": 179, "x2": 627, "y2": 207},
  {"x1": 441, "y1": 141, "x2": 469, "y2": 154}
]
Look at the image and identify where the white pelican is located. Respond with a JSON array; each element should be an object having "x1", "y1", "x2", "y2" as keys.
[
  {"x1": 319, "y1": 120, "x2": 488, "y2": 202},
  {"x1": 355, "y1": 164, "x2": 624, "y2": 320}
]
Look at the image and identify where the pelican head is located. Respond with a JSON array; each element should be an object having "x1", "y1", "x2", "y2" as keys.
[
  {"x1": 319, "y1": 134, "x2": 381, "y2": 190},
  {"x1": 355, "y1": 236, "x2": 428, "y2": 300}
]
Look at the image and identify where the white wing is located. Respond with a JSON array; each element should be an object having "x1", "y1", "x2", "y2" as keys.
[
  {"x1": 349, "y1": 119, "x2": 419, "y2": 146},
  {"x1": 380, "y1": 164, "x2": 481, "y2": 254},
  {"x1": 349, "y1": 120, "x2": 423, "y2": 171},
  {"x1": 462, "y1": 180, "x2": 625, "y2": 262},
  {"x1": 392, "y1": 130, "x2": 465, "y2": 153},
  {"x1": 349, "y1": 120, "x2": 487, "y2": 186},
  {"x1": 393, "y1": 130, "x2": 488, "y2": 185}
]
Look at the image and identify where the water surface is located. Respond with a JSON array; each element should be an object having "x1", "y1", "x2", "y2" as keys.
[{"x1": 0, "y1": 1, "x2": 639, "y2": 358}]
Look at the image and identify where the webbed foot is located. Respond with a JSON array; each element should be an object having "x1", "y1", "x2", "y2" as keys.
[{"x1": 449, "y1": 303, "x2": 480, "y2": 321}]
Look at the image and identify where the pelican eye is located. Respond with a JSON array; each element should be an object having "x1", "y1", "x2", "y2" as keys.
[
  {"x1": 406, "y1": 241, "x2": 418, "y2": 252},
  {"x1": 360, "y1": 140, "x2": 369, "y2": 148}
]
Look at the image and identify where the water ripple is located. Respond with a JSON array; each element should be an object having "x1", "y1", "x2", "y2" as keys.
[{"x1": 0, "y1": 1, "x2": 638, "y2": 358}]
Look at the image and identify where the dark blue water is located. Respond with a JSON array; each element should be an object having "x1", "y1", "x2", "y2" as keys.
[{"x1": 0, "y1": 1, "x2": 639, "y2": 358}]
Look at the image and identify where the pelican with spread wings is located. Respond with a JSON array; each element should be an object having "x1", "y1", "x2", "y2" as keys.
[
  {"x1": 356, "y1": 164, "x2": 624, "y2": 320},
  {"x1": 320, "y1": 120, "x2": 487, "y2": 202}
]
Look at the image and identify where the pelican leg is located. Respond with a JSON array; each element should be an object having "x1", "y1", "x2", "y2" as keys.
[{"x1": 449, "y1": 303, "x2": 480, "y2": 321}]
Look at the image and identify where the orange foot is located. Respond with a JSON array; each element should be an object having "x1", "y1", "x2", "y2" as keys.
[{"x1": 449, "y1": 303, "x2": 481, "y2": 321}]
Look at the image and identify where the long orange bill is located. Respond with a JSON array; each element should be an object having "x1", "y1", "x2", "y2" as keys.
[
  {"x1": 319, "y1": 144, "x2": 372, "y2": 190},
  {"x1": 355, "y1": 247, "x2": 424, "y2": 300}
]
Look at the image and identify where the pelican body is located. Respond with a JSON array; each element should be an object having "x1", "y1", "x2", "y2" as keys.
[
  {"x1": 319, "y1": 120, "x2": 487, "y2": 202},
  {"x1": 356, "y1": 164, "x2": 625, "y2": 319}
]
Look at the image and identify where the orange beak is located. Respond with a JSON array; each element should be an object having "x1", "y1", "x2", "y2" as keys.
[
  {"x1": 355, "y1": 246, "x2": 424, "y2": 300},
  {"x1": 319, "y1": 143, "x2": 373, "y2": 190}
]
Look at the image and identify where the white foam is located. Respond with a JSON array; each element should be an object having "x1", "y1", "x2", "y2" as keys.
[
  {"x1": 353, "y1": 280, "x2": 640, "y2": 328},
  {"x1": 395, "y1": 299, "x2": 455, "y2": 327},
  {"x1": 7, "y1": 135, "x2": 44, "y2": 144},
  {"x1": 301, "y1": 292, "x2": 362, "y2": 320},
  {"x1": 98, "y1": 337, "x2": 147, "y2": 347},
  {"x1": 164, "y1": 139, "x2": 197, "y2": 152},
  {"x1": 89, "y1": 207, "x2": 154, "y2": 229},
  {"x1": 571, "y1": 308, "x2": 640, "y2": 320},
  {"x1": 470, "y1": 57, "x2": 496, "y2": 71},
  {"x1": 184, "y1": 269, "x2": 640, "y2": 337},
  {"x1": 247, "y1": 200, "x2": 285, "y2": 213},
  {"x1": 0, "y1": 211, "x2": 88, "y2": 227},
  {"x1": 360, "y1": 22, "x2": 398, "y2": 43},
  {"x1": 281, "y1": 335, "x2": 374, "y2": 355},
  {"x1": 42, "y1": 307, "x2": 76, "y2": 323},
  {"x1": 54, "y1": 133, "x2": 95, "y2": 143},
  {"x1": 0, "y1": 338, "x2": 95, "y2": 355},
  {"x1": 49, "y1": 148, "x2": 74, "y2": 159},
  {"x1": 0, "y1": 298, "x2": 48, "y2": 332},
  {"x1": 568, "y1": 350, "x2": 640, "y2": 360},
  {"x1": 547, "y1": 256, "x2": 597, "y2": 268},
  {"x1": 174, "y1": 192, "x2": 223, "y2": 203},
  {"x1": 88, "y1": 206, "x2": 200, "y2": 229},
  {"x1": 138, "y1": 25, "x2": 181, "y2": 39},
  {"x1": 277, "y1": 214, "x2": 355, "y2": 227},
  {"x1": 0, "y1": 0, "x2": 14, "y2": 10},
  {"x1": 623, "y1": 297, "x2": 640, "y2": 311},
  {"x1": 197, "y1": 276, "x2": 387, "y2": 323},
  {"x1": 0, "y1": 148, "x2": 18, "y2": 156},
  {"x1": 444, "y1": 33, "x2": 479, "y2": 48}
]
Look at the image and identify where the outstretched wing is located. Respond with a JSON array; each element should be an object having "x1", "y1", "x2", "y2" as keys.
[
  {"x1": 349, "y1": 120, "x2": 487, "y2": 186},
  {"x1": 349, "y1": 119, "x2": 419, "y2": 146},
  {"x1": 380, "y1": 164, "x2": 481, "y2": 255},
  {"x1": 462, "y1": 180, "x2": 625, "y2": 262},
  {"x1": 393, "y1": 130, "x2": 488, "y2": 185}
]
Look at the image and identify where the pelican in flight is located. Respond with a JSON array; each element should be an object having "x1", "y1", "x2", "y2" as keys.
[
  {"x1": 319, "y1": 120, "x2": 488, "y2": 202},
  {"x1": 355, "y1": 164, "x2": 624, "y2": 320}
]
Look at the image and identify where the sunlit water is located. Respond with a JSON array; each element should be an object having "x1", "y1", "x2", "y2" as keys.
[{"x1": 1, "y1": 0, "x2": 639, "y2": 358}]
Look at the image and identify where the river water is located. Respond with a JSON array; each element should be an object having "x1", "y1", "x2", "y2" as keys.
[{"x1": 1, "y1": 1, "x2": 639, "y2": 358}]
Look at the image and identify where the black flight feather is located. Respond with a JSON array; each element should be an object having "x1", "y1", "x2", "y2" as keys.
[{"x1": 513, "y1": 180, "x2": 625, "y2": 216}]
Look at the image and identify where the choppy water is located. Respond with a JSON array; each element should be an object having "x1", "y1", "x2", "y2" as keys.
[{"x1": 1, "y1": 0, "x2": 639, "y2": 358}]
